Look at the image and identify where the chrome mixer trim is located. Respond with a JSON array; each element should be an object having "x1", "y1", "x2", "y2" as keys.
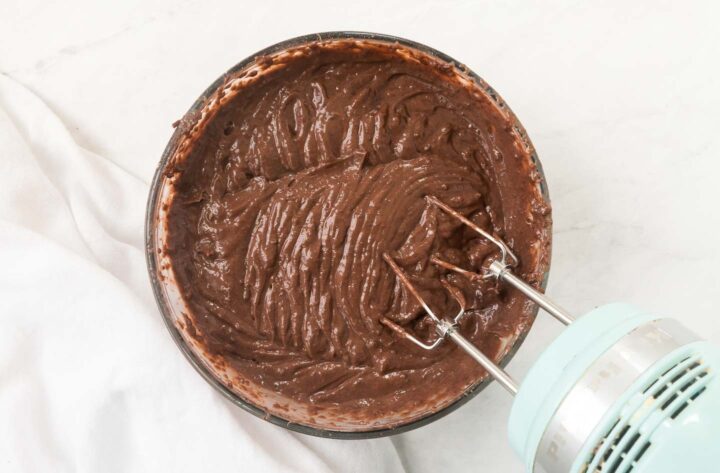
[{"x1": 534, "y1": 318, "x2": 700, "y2": 473}]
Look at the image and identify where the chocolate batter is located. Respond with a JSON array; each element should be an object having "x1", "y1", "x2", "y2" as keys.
[{"x1": 164, "y1": 39, "x2": 551, "y2": 428}]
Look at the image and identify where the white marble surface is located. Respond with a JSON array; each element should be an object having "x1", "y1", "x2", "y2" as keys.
[{"x1": 3, "y1": 1, "x2": 719, "y2": 471}]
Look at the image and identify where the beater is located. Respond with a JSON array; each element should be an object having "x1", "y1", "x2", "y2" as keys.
[{"x1": 383, "y1": 196, "x2": 720, "y2": 473}]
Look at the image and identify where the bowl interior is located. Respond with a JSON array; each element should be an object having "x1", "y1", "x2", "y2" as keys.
[{"x1": 145, "y1": 31, "x2": 551, "y2": 438}]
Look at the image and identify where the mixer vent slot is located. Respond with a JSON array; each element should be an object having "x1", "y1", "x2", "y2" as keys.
[
  {"x1": 582, "y1": 353, "x2": 712, "y2": 472},
  {"x1": 587, "y1": 430, "x2": 651, "y2": 473},
  {"x1": 654, "y1": 360, "x2": 709, "y2": 420}
]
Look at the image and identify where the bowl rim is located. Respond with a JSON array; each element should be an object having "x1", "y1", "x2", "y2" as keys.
[{"x1": 144, "y1": 30, "x2": 552, "y2": 439}]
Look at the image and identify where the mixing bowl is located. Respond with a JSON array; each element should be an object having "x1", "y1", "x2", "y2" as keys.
[{"x1": 145, "y1": 31, "x2": 551, "y2": 438}]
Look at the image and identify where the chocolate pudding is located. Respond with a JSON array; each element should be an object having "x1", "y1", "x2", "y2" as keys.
[{"x1": 160, "y1": 37, "x2": 551, "y2": 431}]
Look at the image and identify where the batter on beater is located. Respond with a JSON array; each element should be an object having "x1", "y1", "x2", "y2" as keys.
[{"x1": 165, "y1": 40, "x2": 551, "y2": 424}]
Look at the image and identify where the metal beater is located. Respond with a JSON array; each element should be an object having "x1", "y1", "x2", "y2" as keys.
[
  {"x1": 382, "y1": 195, "x2": 572, "y2": 395},
  {"x1": 382, "y1": 196, "x2": 720, "y2": 473}
]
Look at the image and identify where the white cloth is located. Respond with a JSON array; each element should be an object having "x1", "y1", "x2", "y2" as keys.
[{"x1": 0, "y1": 74, "x2": 404, "y2": 473}]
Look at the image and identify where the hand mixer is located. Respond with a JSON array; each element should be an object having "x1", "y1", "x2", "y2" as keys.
[{"x1": 383, "y1": 196, "x2": 720, "y2": 473}]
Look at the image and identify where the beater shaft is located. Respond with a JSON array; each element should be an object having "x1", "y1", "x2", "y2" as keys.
[
  {"x1": 444, "y1": 322, "x2": 519, "y2": 394},
  {"x1": 488, "y1": 261, "x2": 574, "y2": 326}
]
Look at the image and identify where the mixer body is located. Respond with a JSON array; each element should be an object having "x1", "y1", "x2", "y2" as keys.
[{"x1": 508, "y1": 304, "x2": 720, "y2": 473}]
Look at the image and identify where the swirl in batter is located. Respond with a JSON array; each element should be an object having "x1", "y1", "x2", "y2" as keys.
[{"x1": 165, "y1": 40, "x2": 551, "y2": 426}]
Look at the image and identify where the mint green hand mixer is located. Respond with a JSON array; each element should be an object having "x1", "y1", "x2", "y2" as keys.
[{"x1": 382, "y1": 196, "x2": 720, "y2": 473}]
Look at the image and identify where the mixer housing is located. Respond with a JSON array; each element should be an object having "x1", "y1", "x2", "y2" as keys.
[{"x1": 509, "y1": 304, "x2": 720, "y2": 473}]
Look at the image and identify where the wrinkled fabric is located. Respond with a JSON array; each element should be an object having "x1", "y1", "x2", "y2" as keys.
[{"x1": 0, "y1": 74, "x2": 405, "y2": 473}]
